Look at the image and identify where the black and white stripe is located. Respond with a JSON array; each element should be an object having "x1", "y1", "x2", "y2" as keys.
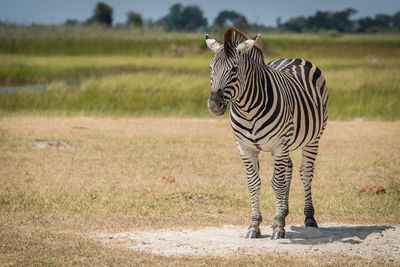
[{"x1": 206, "y1": 27, "x2": 328, "y2": 239}]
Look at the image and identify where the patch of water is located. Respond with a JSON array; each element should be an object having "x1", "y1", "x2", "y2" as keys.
[{"x1": 0, "y1": 87, "x2": 45, "y2": 93}]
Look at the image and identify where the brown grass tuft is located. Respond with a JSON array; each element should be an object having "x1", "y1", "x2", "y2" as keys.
[
  {"x1": 360, "y1": 185, "x2": 387, "y2": 195},
  {"x1": 159, "y1": 175, "x2": 176, "y2": 184}
]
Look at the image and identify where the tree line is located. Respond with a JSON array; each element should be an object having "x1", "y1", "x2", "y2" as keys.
[
  {"x1": 63, "y1": 2, "x2": 400, "y2": 33},
  {"x1": 280, "y1": 8, "x2": 400, "y2": 33}
]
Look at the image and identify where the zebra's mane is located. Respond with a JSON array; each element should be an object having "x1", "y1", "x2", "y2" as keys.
[{"x1": 223, "y1": 27, "x2": 265, "y2": 65}]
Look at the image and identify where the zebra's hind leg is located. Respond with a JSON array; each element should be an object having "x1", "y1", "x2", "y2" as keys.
[
  {"x1": 237, "y1": 142, "x2": 262, "y2": 239},
  {"x1": 301, "y1": 141, "x2": 319, "y2": 228},
  {"x1": 285, "y1": 156, "x2": 293, "y2": 213},
  {"x1": 271, "y1": 145, "x2": 290, "y2": 240}
]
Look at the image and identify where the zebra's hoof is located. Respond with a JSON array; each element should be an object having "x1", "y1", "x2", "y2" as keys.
[
  {"x1": 305, "y1": 216, "x2": 318, "y2": 228},
  {"x1": 271, "y1": 230, "x2": 285, "y2": 240},
  {"x1": 246, "y1": 230, "x2": 261, "y2": 239}
]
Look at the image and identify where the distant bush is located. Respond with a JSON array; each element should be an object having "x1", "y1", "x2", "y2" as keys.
[
  {"x1": 65, "y1": 19, "x2": 79, "y2": 26},
  {"x1": 317, "y1": 29, "x2": 343, "y2": 38}
]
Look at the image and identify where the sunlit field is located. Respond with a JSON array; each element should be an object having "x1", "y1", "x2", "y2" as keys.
[{"x1": 1, "y1": 26, "x2": 400, "y2": 265}]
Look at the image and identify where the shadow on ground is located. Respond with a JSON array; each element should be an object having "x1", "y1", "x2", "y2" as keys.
[{"x1": 282, "y1": 225, "x2": 393, "y2": 245}]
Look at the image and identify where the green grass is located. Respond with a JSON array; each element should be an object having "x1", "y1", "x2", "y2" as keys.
[
  {"x1": 1, "y1": 26, "x2": 400, "y2": 119},
  {"x1": 0, "y1": 38, "x2": 207, "y2": 56},
  {"x1": 1, "y1": 56, "x2": 399, "y2": 119},
  {"x1": 1, "y1": 25, "x2": 399, "y2": 58},
  {"x1": 0, "y1": 25, "x2": 206, "y2": 56},
  {"x1": 0, "y1": 55, "x2": 209, "y2": 85},
  {"x1": 264, "y1": 34, "x2": 400, "y2": 59}
]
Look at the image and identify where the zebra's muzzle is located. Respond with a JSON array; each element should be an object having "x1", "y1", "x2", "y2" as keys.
[{"x1": 208, "y1": 89, "x2": 227, "y2": 116}]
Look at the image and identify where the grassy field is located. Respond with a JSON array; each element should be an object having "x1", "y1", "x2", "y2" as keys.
[
  {"x1": 0, "y1": 26, "x2": 399, "y2": 119},
  {"x1": 0, "y1": 117, "x2": 399, "y2": 265}
]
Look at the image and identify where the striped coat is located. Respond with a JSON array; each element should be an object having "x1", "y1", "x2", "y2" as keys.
[{"x1": 206, "y1": 27, "x2": 328, "y2": 239}]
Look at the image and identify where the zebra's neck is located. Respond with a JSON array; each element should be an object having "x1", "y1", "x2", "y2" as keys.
[{"x1": 231, "y1": 59, "x2": 275, "y2": 122}]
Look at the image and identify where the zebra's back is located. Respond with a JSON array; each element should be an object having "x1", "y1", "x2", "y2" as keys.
[{"x1": 267, "y1": 58, "x2": 328, "y2": 112}]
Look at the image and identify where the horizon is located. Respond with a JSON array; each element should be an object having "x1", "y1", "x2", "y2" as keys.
[{"x1": 0, "y1": 0, "x2": 399, "y2": 27}]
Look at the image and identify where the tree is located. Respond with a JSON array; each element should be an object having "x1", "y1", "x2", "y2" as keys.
[
  {"x1": 306, "y1": 11, "x2": 335, "y2": 31},
  {"x1": 282, "y1": 8, "x2": 357, "y2": 33},
  {"x1": 356, "y1": 17, "x2": 376, "y2": 33},
  {"x1": 181, "y1": 5, "x2": 208, "y2": 31},
  {"x1": 356, "y1": 13, "x2": 395, "y2": 33},
  {"x1": 276, "y1": 16, "x2": 282, "y2": 28},
  {"x1": 88, "y1": 2, "x2": 113, "y2": 27},
  {"x1": 374, "y1": 14, "x2": 392, "y2": 30},
  {"x1": 213, "y1": 10, "x2": 249, "y2": 31},
  {"x1": 331, "y1": 8, "x2": 357, "y2": 32},
  {"x1": 158, "y1": 3, "x2": 207, "y2": 31},
  {"x1": 126, "y1": 11, "x2": 143, "y2": 27},
  {"x1": 393, "y1": 11, "x2": 400, "y2": 30},
  {"x1": 283, "y1": 16, "x2": 307, "y2": 32},
  {"x1": 279, "y1": 8, "x2": 400, "y2": 33}
]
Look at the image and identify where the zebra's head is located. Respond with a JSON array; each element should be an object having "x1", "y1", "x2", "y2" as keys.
[{"x1": 206, "y1": 27, "x2": 261, "y2": 116}]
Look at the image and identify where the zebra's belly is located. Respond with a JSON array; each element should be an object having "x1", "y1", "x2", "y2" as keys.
[
  {"x1": 235, "y1": 133, "x2": 278, "y2": 153},
  {"x1": 232, "y1": 121, "x2": 289, "y2": 153},
  {"x1": 241, "y1": 137, "x2": 308, "y2": 153},
  {"x1": 240, "y1": 130, "x2": 319, "y2": 153},
  {"x1": 256, "y1": 143, "x2": 274, "y2": 152}
]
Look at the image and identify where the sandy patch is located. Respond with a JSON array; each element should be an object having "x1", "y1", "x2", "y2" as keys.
[{"x1": 90, "y1": 223, "x2": 400, "y2": 260}]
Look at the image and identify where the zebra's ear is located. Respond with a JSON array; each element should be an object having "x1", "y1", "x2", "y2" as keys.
[
  {"x1": 236, "y1": 34, "x2": 260, "y2": 54},
  {"x1": 206, "y1": 34, "x2": 222, "y2": 53}
]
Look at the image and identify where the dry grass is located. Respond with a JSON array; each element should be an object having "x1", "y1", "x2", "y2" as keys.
[{"x1": 0, "y1": 116, "x2": 399, "y2": 265}]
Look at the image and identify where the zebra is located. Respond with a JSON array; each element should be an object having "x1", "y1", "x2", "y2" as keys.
[{"x1": 205, "y1": 27, "x2": 328, "y2": 240}]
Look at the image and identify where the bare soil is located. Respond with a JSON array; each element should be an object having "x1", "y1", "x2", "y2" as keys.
[{"x1": 91, "y1": 223, "x2": 400, "y2": 261}]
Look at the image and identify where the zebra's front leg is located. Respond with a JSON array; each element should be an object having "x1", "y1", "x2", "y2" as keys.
[
  {"x1": 271, "y1": 145, "x2": 290, "y2": 240},
  {"x1": 237, "y1": 142, "x2": 262, "y2": 239}
]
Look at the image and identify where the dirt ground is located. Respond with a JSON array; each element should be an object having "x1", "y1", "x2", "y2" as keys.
[
  {"x1": 1, "y1": 116, "x2": 399, "y2": 265},
  {"x1": 91, "y1": 223, "x2": 400, "y2": 260}
]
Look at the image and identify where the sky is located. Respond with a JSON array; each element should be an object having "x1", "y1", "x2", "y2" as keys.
[{"x1": 0, "y1": 0, "x2": 399, "y2": 27}]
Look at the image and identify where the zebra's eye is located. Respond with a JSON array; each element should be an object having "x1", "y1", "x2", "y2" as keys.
[{"x1": 231, "y1": 67, "x2": 238, "y2": 74}]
